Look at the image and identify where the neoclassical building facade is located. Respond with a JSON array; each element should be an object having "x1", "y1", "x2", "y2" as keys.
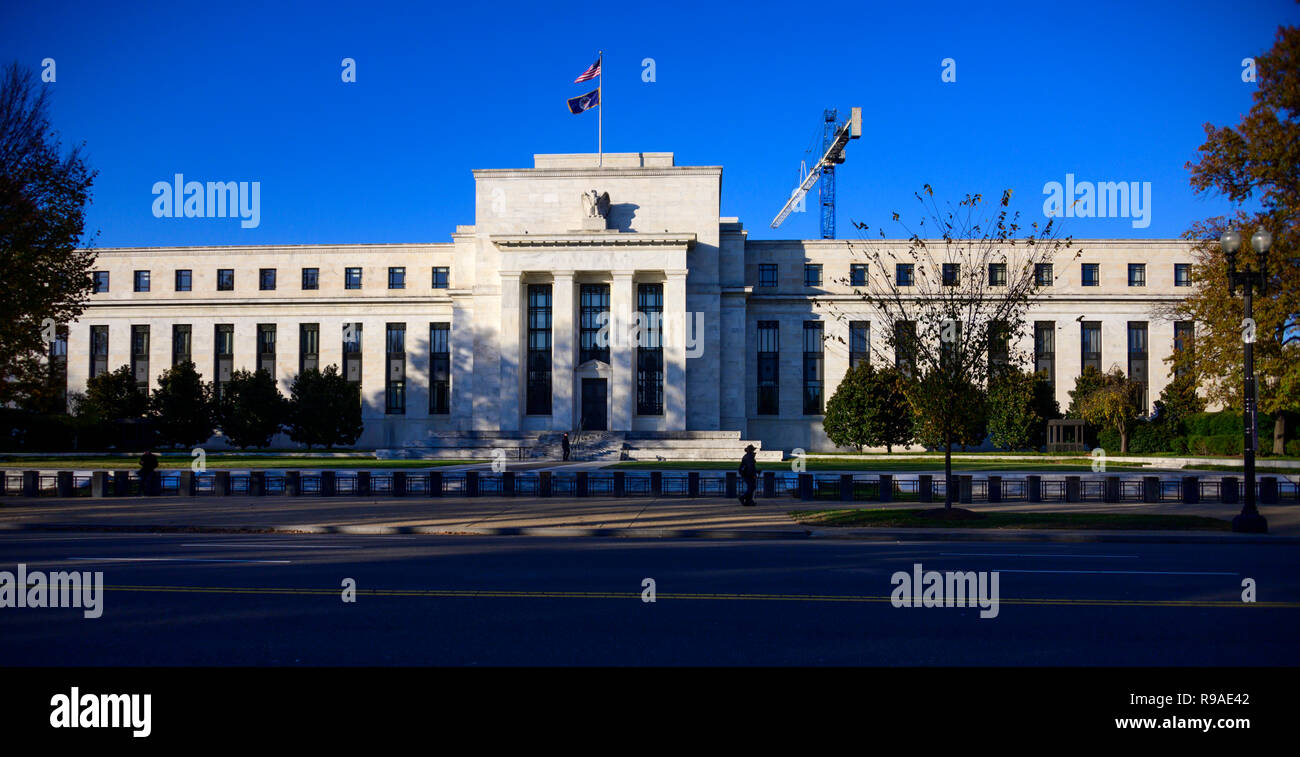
[{"x1": 64, "y1": 152, "x2": 1196, "y2": 456}]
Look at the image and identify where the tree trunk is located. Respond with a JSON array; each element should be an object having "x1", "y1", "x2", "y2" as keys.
[
  {"x1": 1120, "y1": 429, "x2": 1128, "y2": 454},
  {"x1": 1275, "y1": 414, "x2": 1286, "y2": 456}
]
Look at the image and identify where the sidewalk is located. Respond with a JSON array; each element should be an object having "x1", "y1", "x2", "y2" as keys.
[{"x1": 2, "y1": 493, "x2": 1297, "y2": 543}]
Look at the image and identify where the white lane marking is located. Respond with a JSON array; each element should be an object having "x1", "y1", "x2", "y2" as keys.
[
  {"x1": 68, "y1": 557, "x2": 291, "y2": 564},
  {"x1": 940, "y1": 552, "x2": 1139, "y2": 559},
  {"x1": 989, "y1": 569, "x2": 1235, "y2": 576},
  {"x1": 180, "y1": 543, "x2": 354, "y2": 549}
]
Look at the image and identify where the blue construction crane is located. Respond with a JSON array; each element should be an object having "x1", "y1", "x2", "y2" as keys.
[{"x1": 771, "y1": 107, "x2": 861, "y2": 239}]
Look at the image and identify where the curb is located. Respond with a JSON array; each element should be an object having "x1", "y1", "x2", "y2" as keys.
[{"x1": 2, "y1": 521, "x2": 1298, "y2": 544}]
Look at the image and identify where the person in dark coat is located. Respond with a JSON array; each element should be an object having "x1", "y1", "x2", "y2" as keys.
[
  {"x1": 138, "y1": 450, "x2": 159, "y2": 495},
  {"x1": 738, "y1": 444, "x2": 758, "y2": 506},
  {"x1": 561, "y1": 433, "x2": 571, "y2": 462}
]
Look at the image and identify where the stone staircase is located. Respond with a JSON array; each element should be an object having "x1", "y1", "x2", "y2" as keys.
[{"x1": 378, "y1": 429, "x2": 781, "y2": 462}]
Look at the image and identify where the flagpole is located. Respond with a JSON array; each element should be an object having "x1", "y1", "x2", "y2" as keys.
[{"x1": 598, "y1": 50, "x2": 603, "y2": 167}]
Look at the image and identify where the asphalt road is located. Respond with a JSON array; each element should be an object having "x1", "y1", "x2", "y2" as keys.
[{"x1": 1, "y1": 532, "x2": 1297, "y2": 666}]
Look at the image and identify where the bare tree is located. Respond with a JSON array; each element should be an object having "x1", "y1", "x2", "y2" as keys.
[{"x1": 824, "y1": 186, "x2": 1077, "y2": 510}]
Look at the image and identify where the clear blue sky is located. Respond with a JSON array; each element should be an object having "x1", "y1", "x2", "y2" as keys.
[{"x1": 2, "y1": 0, "x2": 1295, "y2": 247}]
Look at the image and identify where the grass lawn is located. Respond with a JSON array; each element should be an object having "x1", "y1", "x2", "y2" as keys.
[
  {"x1": 790, "y1": 508, "x2": 1232, "y2": 531},
  {"x1": 608, "y1": 460, "x2": 1153, "y2": 472},
  {"x1": 0, "y1": 455, "x2": 483, "y2": 470}
]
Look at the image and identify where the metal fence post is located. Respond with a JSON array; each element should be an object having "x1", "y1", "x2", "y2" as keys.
[
  {"x1": 539, "y1": 470, "x2": 552, "y2": 497},
  {"x1": 798, "y1": 473, "x2": 813, "y2": 501},
  {"x1": 180, "y1": 470, "x2": 196, "y2": 497},
  {"x1": 213, "y1": 470, "x2": 231, "y2": 497},
  {"x1": 320, "y1": 470, "x2": 336, "y2": 497},
  {"x1": 1103, "y1": 475, "x2": 1119, "y2": 503},
  {"x1": 879, "y1": 474, "x2": 893, "y2": 503},
  {"x1": 114, "y1": 470, "x2": 131, "y2": 497},
  {"x1": 21, "y1": 471, "x2": 39, "y2": 497},
  {"x1": 687, "y1": 472, "x2": 699, "y2": 498},
  {"x1": 987, "y1": 475, "x2": 1001, "y2": 504},
  {"x1": 919, "y1": 474, "x2": 933, "y2": 503},
  {"x1": 959, "y1": 475, "x2": 973, "y2": 504},
  {"x1": 763, "y1": 471, "x2": 775, "y2": 498},
  {"x1": 725, "y1": 471, "x2": 736, "y2": 499},
  {"x1": 357, "y1": 471, "x2": 371, "y2": 496},
  {"x1": 393, "y1": 471, "x2": 408, "y2": 497},
  {"x1": 1260, "y1": 476, "x2": 1278, "y2": 505},
  {"x1": 250, "y1": 471, "x2": 266, "y2": 496},
  {"x1": 1027, "y1": 475, "x2": 1041, "y2": 503},
  {"x1": 91, "y1": 471, "x2": 110, "y2": 498},
  {"x1": 429, "y1": 471, "x2": 443, "y2": 497},
  {"x1": 838, "y1": 474, "x2": 854, "y2": 501},
  {"x1": 1181, "y1": 476, "x2": 1198, "y2": 504},
  {"x1": 503, "y1": 471, "x2": 515, "y2": 496},
  {"x1": 1065, "y1": 475, "x2": 1081, "y2": 503},
  {"x1": 466, "y1": 470, "x2": 480, "y2": 497},
  {"x1": 651, "y1": 471, "x2": 663, "y2": 497},
  {"x1": 615, "y1": 471, "x2": 626, "y2": 497}
]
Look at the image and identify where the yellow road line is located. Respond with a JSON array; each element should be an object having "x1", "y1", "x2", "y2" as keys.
[{"x1": 99, "y1": 585, "x2": 1300, "y2": 608}]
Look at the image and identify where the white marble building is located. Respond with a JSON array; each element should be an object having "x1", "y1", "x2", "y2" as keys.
[{"x1": 63, "y1": 152, "x2": 1196, "y2": 456}]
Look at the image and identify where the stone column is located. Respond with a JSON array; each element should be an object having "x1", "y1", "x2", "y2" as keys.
[
  {"x1": 451, "y1": 295, "x2": 476, "y2": 430},
  {"x1": 610, "y1": 272, "x2": 636, "y2": 431},
  {"x1": 498, "y1": 271, "x2": 523, "y2": 430},
  {"x1": 664, "y1": 270, "x2": 689, "y2": 430},
  {"x1": 551, "y1": 271, "x2": 576, "y2": 430}
]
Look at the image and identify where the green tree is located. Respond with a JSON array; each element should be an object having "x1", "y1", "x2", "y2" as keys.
[
  {"x1": 1079, "y1": 368, "x2": 1145, "y2": 453},
  {"x1": 0, "y1": 63, "x2": 97, "y2": 407},
  {"x1": 214, "y1": 369, "x2": 286, "y2": 449},
  {"x1": 286, "y1": 365, "x2": 363, "y2": 449},
  {"x1": 823, "y1": 362, "x2": 872, "y2": 450},
  {"x1": 823, "y1": 363, "x2": 914, "y2": 452},
  {"x1": 74, "y1": 365, "x2": 147, "y2": 423},
  {"x1": 987, "y1": 367, "x2": 1051, "y2": 451},
  {"x1": 150, "y1": 361, "x2": 214, "y2": 448},
  {"x1": 1166, "y1": 24, "x2": 1300, "y2": 453},
  {"x1": 1065, "y1": 366, "x2": 1109, "y2": 419},
  {"x1": 908, "y1": 370, "x2": 988, "y2": 452}
]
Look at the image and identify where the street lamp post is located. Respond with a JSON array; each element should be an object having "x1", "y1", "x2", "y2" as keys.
[{"x1": 1220, "y1": 227, "x2": 1271, "y2": 534}]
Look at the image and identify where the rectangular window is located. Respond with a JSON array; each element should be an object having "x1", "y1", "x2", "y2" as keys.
[
  {"x1": 214, "y1": 325, "x2": 234, "y2": 398},
  {"x1": 343, "y1": 323, "x2": 362, "y2": 383},
  {"x1": 988, "y1": 263, "x2": 1007, "y2": 287},
  {"x1": 130, "y1": 325, "x2": 149, "y2": 390},
  {"x1": 1081, "y1": 321, "x2": 1101, "y2": 372},
  {"x1": 175, "y1": 269, "x2": 192, "y2": 292},
  {"x1": 134, "y1": 270, "x2": 150, "y2": 292},
  {"x1": 1174, "y1": 263, "x2": 1191, "y2": 287},
  {"x1": 50, "y1": 326, "x2": 68, "y2": 411},
  {"x1": 432, "y1": 266, "x2": 449, "y2": 289},
  {"x1": 301, "y1": 268, "x2": 319, "y2": 290},
  {"x1": 1081, "y1": 263, "x2": 1099, "y2": 287},
  {"x1": 804, "y1": 264, "x2": 822, "y2": 287},
  {"x1": 385, "y1": 323, "x2": 406, "y2": 414},
  {"x1": 942, "y1": 263, "x2": 960, "y2": 286},
  {"x1": 1128, "y1": 321, "x2": 1148, "y2": 413},
  {"x1": 345, "y1": 267, "x2": 362, "y2": 290},
  {"x1": 89, "y1": 326, "x2": 108, "y2": 378},
  {"x1": 757, "y1": 321, "x2": 779, "y2": 415},
  {"x1": 217, "y1": 269, "x2": 234, "y2": 291},
  {"x1": 896, "y1": 264, "x2": 914, "y2": 287},
  {"x1": 849, "y1": 264, "x2": 867, "y2": 287},
  {"x1": 1174, "y1": 321, "x2": 1194, "y2": 377},
  {"x1": 637, "y1": 283, "x2": 664, "y2": 415},
  {"x1": 849, "y1": 321, "x2": 870, "y2": 369},
  {"x1": 803, "y1": 322, "x2": 824, "y2": 415},
  {"x1": 579, "y1": 283, "x2": 611, "y2": 365},
  {"x1": 92, "y1": 271, "x2": 109, "y2": 293},
  {"x1": 758, "y1": 264, "x2": 777, "y2": 287},
  {"x1": 527, "y1": 284, "x2": 553, "y2": 415},
  {"x1": 1034, "y1": 321, "x2": 1055, "y2": 386},
  {"x1": 1035, "y1": 263, "x2": 1053, "y2": 287},
  {"x1": 172, "y1": 324, "x2": 192, "y2": 367},
  {"x1": 256, "y1": 324, "x2": 276, "y2": 377},
  {"x1": 988, "y1": 321, "x2": 1009, "y2": 374},
  {"x1": 259, "y1": 268, "x2": 276, "y2": 291},
  {"x1": 299, "y1": 323, "x2": 319, "y2": 374},
  {"x1": 1128, "y1": 263, "x2": 1146, "y2": 287},
  {"x1": 895, "y1": 320, "x2": 917, "y2": 376},
  {"x1": 429, "y1": 323, "x2": 450, "y2": 414},
  {"x1": 388, "y1": 267, "x2": 406, "y2": 290}
]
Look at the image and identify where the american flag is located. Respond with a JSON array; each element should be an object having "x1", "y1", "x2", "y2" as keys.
[{"x1": 573, "y1": 58, "x2": 600, "y2": 83}]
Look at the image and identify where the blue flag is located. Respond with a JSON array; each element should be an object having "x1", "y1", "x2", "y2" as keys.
[{"x1": 567, "y1": 87, "x2": 600, "y2": 114}]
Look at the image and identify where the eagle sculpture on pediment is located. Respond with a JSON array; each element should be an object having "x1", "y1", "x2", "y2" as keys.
[{"x1": 582, "y1": 189, "x2": 611, "y2": 219}]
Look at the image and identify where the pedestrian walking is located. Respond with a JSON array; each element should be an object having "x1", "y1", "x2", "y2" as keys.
[
  {"x1": 738, "y1": 444, "x2": 758, "y2": 506},
  {"x1": 561, "y1": 432, "x2": 571, "y2": 462}
]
